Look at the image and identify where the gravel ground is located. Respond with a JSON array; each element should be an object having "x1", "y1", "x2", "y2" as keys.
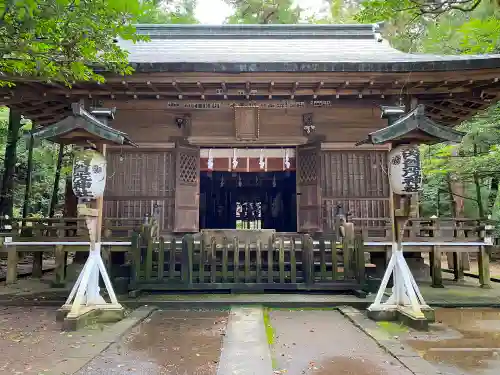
[{"x1": 0, "y1": 306, "x2": 107, "y2": 375}]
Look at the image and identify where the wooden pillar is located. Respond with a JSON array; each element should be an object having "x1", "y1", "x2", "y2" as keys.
[{"x1": 6, "y1": 246, "x2": 18, "y2": 284}]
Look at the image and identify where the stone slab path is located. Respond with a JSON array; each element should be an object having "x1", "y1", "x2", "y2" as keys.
[
  {"x1": 217, "y1": 307, "x2": 273, "y2": 375},
  {"x1": 76, "y1": 309, "x2": 228, "y2": 375},
  {"x1": 270, "y1": 309, "x2": 415, "y2": 375}
]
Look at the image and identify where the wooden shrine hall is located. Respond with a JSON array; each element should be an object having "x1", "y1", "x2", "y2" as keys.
[{"x1": 1, "y1": 23, "x2": 500, "y2": 292}]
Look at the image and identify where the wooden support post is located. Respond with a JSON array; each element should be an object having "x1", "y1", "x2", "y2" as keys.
[
  {"x1": 182, "y1": 234, "x2": 194, "y2": 285},
  {"x1": 267, "y1": 235, "x2": 274, "y2": 283},
  {"x1": 430, "y1": 245, "x2": 443, "y2": 288},
  {"x1": 6, "y1": 246, "x2": 17, "y2": 284},
  {"x1": 210, "y1": 237, "x2": 217, "y2": 283},
  {"x1": 233, "y1": 237, "x2": 240, "y2": 283},
  {"x1": 452, "y1": 252, "x2": 464, "y2": 282},
  {"x1": 303, "y1": 234, "x2": 314, "y2": 285},
  {"x1": 32, "y1": 249, "x2": 43, "y2": 278},
  {"x1": 355, "y1": 235, "x2": 366, "y2": 286},
  {"x1": 479, "y1": 245, "x2": 492, "y2": 289},
  {"x1": 290, "y1": 238, "x2": 297, "y2": 283},
  {"x1": 256, "y1": 239, "x2": 262, "y2": 283},
  {"x1": 53, "y1": 245, "x2": 66, "y2": 287},
  {"x1": 130, "y1": 232, "x2": 141, "y2": 285}
]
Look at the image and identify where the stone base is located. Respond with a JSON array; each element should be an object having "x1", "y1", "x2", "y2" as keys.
[
  {"x1": 367, "y1": 306, "x2": 434, "y2": 331},
  {"x1": 367, "y1": 309, "x2": 398, "y2": 322},
  {"x1": 58, "y1": 306, "x2": 125, "y2": 331}
]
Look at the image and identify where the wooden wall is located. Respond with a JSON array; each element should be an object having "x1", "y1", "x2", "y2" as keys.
[
  {"x1": 106, "y1": 100, "x2": 386, "y2": 143},
  {"x1": 103, "y1": 99, "x2": 391, "y2": 230},
  {"x1": 320, "y1": 149, "x2": 390, "y2": 231},
  {"x1": 104, "y1": 149, "x2": 176, "y2": 231}
]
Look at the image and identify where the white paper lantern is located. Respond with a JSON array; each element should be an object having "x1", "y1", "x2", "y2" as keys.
[
  {"x1": 389, "y1": 145, "x2": 422, "y2": 195},
  {"x1": 72, "y1": 148, "x2": 107, "y2": 199}
]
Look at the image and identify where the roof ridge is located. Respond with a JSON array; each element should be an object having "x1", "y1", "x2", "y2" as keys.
[{"x1": 133, "y1": 23, "x2": 380, "y2": 40}]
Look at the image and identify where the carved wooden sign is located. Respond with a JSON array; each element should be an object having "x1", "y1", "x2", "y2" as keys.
[
  {"x1": 164, "y1": 100, "x2": 334, "y2": 110},
  {"x1": 234, "y1": 106, "x2": 259, "y2": 141}
]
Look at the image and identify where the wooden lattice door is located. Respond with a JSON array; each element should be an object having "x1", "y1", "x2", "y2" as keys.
[
  {"x1": 297, "y1": 143, "x2": 322, "y2": 232},
  {"x1": 174, "y1": 143, "x2": 200, "y2": 232}
]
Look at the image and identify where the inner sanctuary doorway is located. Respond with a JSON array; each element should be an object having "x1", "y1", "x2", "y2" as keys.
[{"x1": 199, "y1": 148, "x2": 297, "y2": 232}]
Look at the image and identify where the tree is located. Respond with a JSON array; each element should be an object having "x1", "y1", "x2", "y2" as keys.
[
  {"x1": 138, "y1": 0, "x2": 199, "y2": 24},
  {"x1": 355, "y1": 0, "x2": 500, "y2": 219},
  {"x1": 0, "y1": 0, "x2": 150, "y2": 86},
  {"x1": 223, "y1": 0, "x2": 303, "y2": 24},
  {"x1": 356, "y1": 0, "x2": 499, "y2": 20}
]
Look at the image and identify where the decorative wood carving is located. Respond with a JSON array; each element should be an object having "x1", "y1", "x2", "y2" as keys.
[
  {"x1": 302, "y1": 113, "x2": 315, "y2": 135},
  {"x1": 234, "y1": 106, "x2": 259, "y2": 140}
]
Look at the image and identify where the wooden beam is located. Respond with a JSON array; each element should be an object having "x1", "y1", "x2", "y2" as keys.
[
  {"x1": 313, "y1": 81, "x2": 324, "y2": 99},
  {"x1": 147, "y1": 81, "x2": 159, "y2": 92},
  {"x1": 426, "y1": 104, "x2": 467, "y2": 118},
  {"x1": 36, "y1": 113, "x2": 68, "y2": 125},
  {"x1": 47, "y1": 84, "x2": 491, "y2": 98},
  {"x1": 172, "y1": 80, "x2": 183, "y2": 99}
]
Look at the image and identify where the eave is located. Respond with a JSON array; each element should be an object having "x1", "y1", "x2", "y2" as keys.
[
  {"x1": 31, "y1": 103, "x2": 137, "y2": 146},
  {"x1": 357, "y1": 105, "x2": 465, "y2": 146},
  {"x1": 3, "y1": 69, "x2": 499, "y2": 127}
]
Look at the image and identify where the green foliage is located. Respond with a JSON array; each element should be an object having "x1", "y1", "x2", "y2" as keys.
[
  {"x1": 223, "y1": 0, "x2": 303, "y2": 24},
  {"x1": 138, "y1": 0, "x2": 198, "y2": 24},
  {"x1": 355, "y1": 0, "x2": 500, "y2": 218},
  {"x1": 0, "y1": 108, "x2": 70, "y2": 216},
  {"x1": 312, "y1": 0, "x2": 359, "y2": 23},
  {"x1": 0, "y1": 0, "x2": 151, "y2": 86}
]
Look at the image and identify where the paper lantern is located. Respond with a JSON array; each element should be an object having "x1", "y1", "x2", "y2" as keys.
[
  {"x1": 72, "y1": 148, "x2": 107, "y2": 199},
  {"x1": 389, "y1": 145, "x2": 422, "y2": 195}
]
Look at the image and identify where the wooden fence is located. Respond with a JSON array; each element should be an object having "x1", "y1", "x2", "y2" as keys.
[{"x1": 129, "y1": 232, "x2": 366, "y2": 292}]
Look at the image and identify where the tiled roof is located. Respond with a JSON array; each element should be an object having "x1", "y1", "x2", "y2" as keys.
[{"x1": 116, "y1": 24, "x2": 500, "y2": 72}]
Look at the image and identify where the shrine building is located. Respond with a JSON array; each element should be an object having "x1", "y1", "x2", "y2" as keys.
[{"x1": 4, "y1": 23, "x2": 500, "y2": 235}]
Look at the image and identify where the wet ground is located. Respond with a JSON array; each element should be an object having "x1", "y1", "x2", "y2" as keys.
[
  {"x1": 270, "y1": 310, "x2": 413, "y2": 375},
  {"x1": 76, "y1": 309, "x2": 228, "y2": 375},
  {"x1": 0, "y1": 306, "x2": 108, "y2": 375},
  {"x1": 406, "y1": 308, "x2": 500, "y2": 375}
]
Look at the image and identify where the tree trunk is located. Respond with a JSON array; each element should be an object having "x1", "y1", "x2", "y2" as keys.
[
  {"x1": 446, "y1": 173, "x2": 457, "y2": 217},
  {"x1": 48, "y1": 144, "x2": 64, "y2": 218},
  {"x1": 473, "y1": 143, "x2": 485, "y2": 218},
  {"x1": 487, "y1": 177, "x2": 499, "y2": 217},
  {"x1": 22, "y1": 130, "x2": 34, "y2": 219},
  {"x1": 0, "y1": 110, "x2": 22, "y2": 217}
]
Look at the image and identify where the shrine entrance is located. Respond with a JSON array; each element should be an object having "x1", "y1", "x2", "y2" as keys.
[
  {"x1": 199, "y1": 171, "x2": 297, "y2": 232},
  {"x1": 199, "y1": 148, "x2": 297, "y2": 232}
]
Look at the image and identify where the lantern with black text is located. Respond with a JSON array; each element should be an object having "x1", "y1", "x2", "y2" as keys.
[
  {"x1": 388, "y1": 145, "x2": 422, "y2": 195},
  {"x1": 71, "y1": 148, "x2": 107, "y2": 199}
]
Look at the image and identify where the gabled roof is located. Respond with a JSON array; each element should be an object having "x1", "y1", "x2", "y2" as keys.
[
  {"x1": 357, "y1": 105, "x2": 465, "y2": 146},
  {"x1": 31, "y1": 103, "x2": 137, "y2": 146},
  {"x1": 117, "y1": 23, "x2": 500, "y2": 72}
]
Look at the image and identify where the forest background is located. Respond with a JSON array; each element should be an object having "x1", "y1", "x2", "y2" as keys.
[{"x1": 1, "y1": 0, "x2": 499, "y2": 222}]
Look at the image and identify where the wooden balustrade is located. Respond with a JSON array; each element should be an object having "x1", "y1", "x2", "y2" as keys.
[
  {"x1": 129, "y1": 232, "x2": 366, "y2": 292},
  {"x1": 0, "y1": 215, "x2": 495, "y2": 290}
]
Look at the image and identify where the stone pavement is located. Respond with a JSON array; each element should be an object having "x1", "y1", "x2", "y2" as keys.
[
  {"x1": 341, "y1": 306, "x2": 500, "y2": 375},
  {"x1": 76, "y1": 309, "x2": 229, "y2": 375},
  {"x1": 4, "y1": 304, "x2": 493, "y2": 375},
  {"x1": 270, "y1": 309, "x2": 415, "y2": 375}
]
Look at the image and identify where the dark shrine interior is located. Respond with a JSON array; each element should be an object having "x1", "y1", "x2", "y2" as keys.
[{"x1": 199, "y1": 171, "x2": 297, "y2": 232}]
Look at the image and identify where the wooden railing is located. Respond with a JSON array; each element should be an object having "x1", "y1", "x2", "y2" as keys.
[
  {"x1": 129, "y1": 232, "x2": 366, "y2": 292},
  {"x1": 0, "y1": 216, "x2": 495, "y2": 290},
  {"x1": 350, "y1": 217, "x2": 490, "y2": 244}
]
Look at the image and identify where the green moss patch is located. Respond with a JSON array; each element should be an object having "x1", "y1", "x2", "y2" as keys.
[{"x1": 377, "y1": 321, "x2": 409, "y2": 335}]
